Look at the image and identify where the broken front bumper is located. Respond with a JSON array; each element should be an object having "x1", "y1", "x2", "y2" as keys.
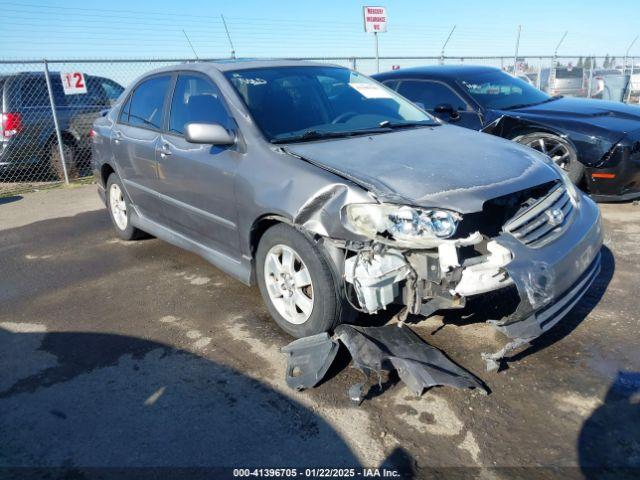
[{"x1": 344, "y1": 195, "x2": 603, "y2": 370}]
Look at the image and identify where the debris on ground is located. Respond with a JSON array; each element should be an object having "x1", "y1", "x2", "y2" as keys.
[{"x1": 282, "y1": 323, "x2": 488, "y2": 403}]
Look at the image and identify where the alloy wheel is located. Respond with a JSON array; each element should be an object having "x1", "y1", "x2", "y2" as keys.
[
  {"x1": 523, "y1": 135, "x2": 572, "y2": 171},
  {"x1": 263, "y1": 244, "x2": 314, "y2": 325},
  {"x1": 109, "y1": 183, "x2": 128, "y2": 231}
]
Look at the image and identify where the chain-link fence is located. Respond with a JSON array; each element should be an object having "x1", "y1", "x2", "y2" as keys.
[{"x1": 1, "y1": 56, "x2": 638, "y2": 198}]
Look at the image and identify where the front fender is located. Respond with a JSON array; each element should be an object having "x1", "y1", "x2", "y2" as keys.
[{"x1": 481, "y1": 115, "x2": 620, "y2": 168}]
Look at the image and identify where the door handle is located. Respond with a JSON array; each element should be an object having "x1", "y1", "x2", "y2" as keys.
[
  {"x1": 158, "y1": 143, "x2": 172, "y2": 158},
  {"x1": 113, "y1": 130, "x2": 122, "y2": 144}
]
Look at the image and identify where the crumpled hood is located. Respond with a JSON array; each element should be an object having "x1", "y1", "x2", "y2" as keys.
[
  {"x1": 503, "y1": 97, "x2": 640, "y2": 136},
  {"x1": 285, "y1": 125, "x2": 559, "y2": 213}
]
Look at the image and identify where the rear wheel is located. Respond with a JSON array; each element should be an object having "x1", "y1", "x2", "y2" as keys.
[
  {"x1": 49, "y1": 140, "x2": 78, "y2": 181},
  {"x1": 514, "y1": 132, "x2": 585, "y2": 185},
  {"x1": 106, "y1": 173, "x2": 145, "y2": 240},
  {"x1": 256, "y1": 223, "x2": 353, "y2": 338}
]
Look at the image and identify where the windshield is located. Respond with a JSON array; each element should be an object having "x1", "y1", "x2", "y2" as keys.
[
  {"x1": 225, "y1": 66, "x2": 437, "y2": 142},
  {"x1": 459, "y1": 70, "x2": 552, "y2": 110}
]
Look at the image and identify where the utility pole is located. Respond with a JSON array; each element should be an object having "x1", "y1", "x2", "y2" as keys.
[
  {"x1": 440, "y1": 25, "x2": 456, "y2": 65},
  {"x1": 221, "y1": 14, "x2": 236, "y2": 59},
  {"x1": 513, "y1": 24, "x2": 521, "y2": 76}
]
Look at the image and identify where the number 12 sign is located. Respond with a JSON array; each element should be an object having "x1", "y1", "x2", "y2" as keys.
[{"x1": 60, "y1": 72, "x2": 87, "y2": 95}]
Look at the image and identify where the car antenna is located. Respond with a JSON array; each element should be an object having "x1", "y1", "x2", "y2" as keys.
[
  {"x1": 221, "y1": 14, "x2": 237, "y2": 59},
  {"x1": 182, "y1": 30, "x2": 200, "y2": 60}
]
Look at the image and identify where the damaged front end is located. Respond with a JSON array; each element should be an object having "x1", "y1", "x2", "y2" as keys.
[{"x1": 339, "y1": 177, "x2": 603, "y2": 372}]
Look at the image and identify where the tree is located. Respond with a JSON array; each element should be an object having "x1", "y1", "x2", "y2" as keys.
[
  {"x1": 577, "y1": 57, "x2": 584, "y2": 67},
  {"x1": 592, "y1": 56, "x2": 597, "y2": 69},
  {"x1": 584, "y1": 57, "x2": 592, "y2": 70},
  {"x1": 603, "y1": 54, "x2": 610, "y2": 68},
  {"x1": 610, "y1": 56, "x2": 616, "y2": 68}
]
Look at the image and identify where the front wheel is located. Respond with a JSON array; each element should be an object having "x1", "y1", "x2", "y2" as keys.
[
  {"x1": 256, "y1": 223, "x2": 353, "y2": 338},
  {"x1": 514, "y1": 132, "x2": 585, "y2": 185}
]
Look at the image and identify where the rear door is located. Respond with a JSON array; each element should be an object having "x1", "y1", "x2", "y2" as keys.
[
  {"x1": 111, "y1": 74, "x2": 172, "y2": 218},
  {"x1": 391, "y1": 79, "x2": 482, "y2": 130},
  {"x1": 155, "y1": 72, "x2": 240, "y2": 258}
]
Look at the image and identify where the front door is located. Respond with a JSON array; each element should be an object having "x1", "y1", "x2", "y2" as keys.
[
  {"x1": 392, "y1": 79, "x2": 483, "y2": 130},
  {"x1": 154, "y1": 73, "x2": 240, "y2": 259}
]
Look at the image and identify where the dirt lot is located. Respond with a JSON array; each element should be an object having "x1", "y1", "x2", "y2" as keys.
[{"x1": 1, "y1": 185, "x2": 639, "y2": 478}]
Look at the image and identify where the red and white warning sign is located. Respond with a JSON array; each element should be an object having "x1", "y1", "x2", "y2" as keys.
[
  {"x1": 60, "y1": 72, "x2": 87, "y2": 95},
  {"x1": 363, "y1": 6, "x2": 387, "y2": 33}
]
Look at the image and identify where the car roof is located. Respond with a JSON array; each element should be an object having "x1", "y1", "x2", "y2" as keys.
[
  {"x1": 372, "y1": 64, "x2": 503, "y2": 81},
  {"x1": 138, "y1": 59, "x2": 343, "y2": 77}
]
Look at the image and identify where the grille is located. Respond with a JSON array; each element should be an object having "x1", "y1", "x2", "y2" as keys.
[{"x1": 503, "y1": 184, "x2": 575, "y2": 248}]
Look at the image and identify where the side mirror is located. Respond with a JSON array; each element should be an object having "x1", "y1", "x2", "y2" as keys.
[
  {"x1": 434, "y1": 103, "x2": 461, "y2": 121},
  {"x1": 434, "y1": 103, "x2": 455, "y2": 114},
  {"x1": 185, "y1": 123, "x2": 235, "y2": 145}
]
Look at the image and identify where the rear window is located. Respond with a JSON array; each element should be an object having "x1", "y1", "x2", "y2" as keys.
[{"x1": 555, "y1": 68, "x2": 583, "y2": 79}]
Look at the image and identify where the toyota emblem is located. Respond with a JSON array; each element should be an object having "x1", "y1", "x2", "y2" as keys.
[{"x1": 546, "y1": 208, "x2": 564, "y2": 226}]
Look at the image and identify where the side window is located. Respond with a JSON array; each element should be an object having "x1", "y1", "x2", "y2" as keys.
[
  {"x1": 101, "y1": 79, "x2": 125, "y2": 105},
  {"x1": 397, "y1": 80, "x2": 468, "y2": 111},
  {"x1": 20, "y1": 77, "x2": 51, "y2": 107},
  {"x1": 119, "y1": 95, "x2": 132, "y2": 123},
  {"x1": 382, "y1": 80, "x2": 400, "y2": 91},
  {"x1": 126, "y1": 75, "x2": 171, "y2": 130},
  {"x1": 168, "y1": 74, "x2": 231, "y2": 135}
]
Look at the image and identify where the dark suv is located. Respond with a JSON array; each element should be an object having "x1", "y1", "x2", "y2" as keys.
[{"x1": 0, "y1": 72, "x2": 124, "y2": 180}]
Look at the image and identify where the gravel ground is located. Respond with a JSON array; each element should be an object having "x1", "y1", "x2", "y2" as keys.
[{"x1": 0, "y1": 185, "x2": 638, "y2": 479}]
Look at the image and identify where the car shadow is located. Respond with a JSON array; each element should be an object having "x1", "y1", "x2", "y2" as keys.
[
  {"x1": 578, "y1": 371, "x2": 640, "y2": 479},
  {"x1": 0, "y1": 326, "x2": 416, "y2": 478}
]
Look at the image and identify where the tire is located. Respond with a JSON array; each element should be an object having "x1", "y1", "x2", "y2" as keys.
[
  {"x1": 49, "y1": 140, "x2": 79, "y2": 181},
  {"x1": 105, "y1": 173, "x2": 145, "y2": 241},
  {"x1": 256, "y1": 223, "x2": 354, "y2": 338},
  {"x1": 514, "y1": 132, "x2": 585, "y2": 185}
]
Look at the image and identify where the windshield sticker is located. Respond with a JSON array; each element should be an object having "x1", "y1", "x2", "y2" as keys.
[
  {"x1": 231, "y1": 75, "x2": 267, "y2": 86},
  {"x1": 349, "y1": 82, "x2": 393, "y2": 99}
]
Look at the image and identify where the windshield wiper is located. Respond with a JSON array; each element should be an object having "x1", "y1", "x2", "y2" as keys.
[
  {"x1": 270, "y1": 127, "x2": 389, "y2": 144},
  {"x1": 378, "y1": 120, "x2": 438, "y2": 129},
  {"x1": 503, "y1": 95, "x2": 563, "y2": 110}
]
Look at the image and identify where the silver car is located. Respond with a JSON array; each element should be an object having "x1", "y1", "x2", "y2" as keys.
[{"x1": 92, "y1": 60, "x2": 603, "y2": 369}]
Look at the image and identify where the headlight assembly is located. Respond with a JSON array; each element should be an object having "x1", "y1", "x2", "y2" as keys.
[{"x1": 344, "y1": 203, "x2": 460, "y2": 247}]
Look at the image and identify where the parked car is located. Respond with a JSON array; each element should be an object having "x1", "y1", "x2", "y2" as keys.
[
  {"x1": 374, "y1": 65, "x2": 640, "y2": 200},
  {"x1": 589, "y1": 69, "x2": 629, "y2": 101},
  {"x1": 92, "y1": 60, "x2": 602, "y2": 369},
  {"x1": 0, "y1": 72, "x2": 124, "y2": 180},
  {"x1": 549, "y1": 67, "x2": 586, "y2": 97}
]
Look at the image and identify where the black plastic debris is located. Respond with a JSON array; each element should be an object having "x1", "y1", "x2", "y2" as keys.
[
  {"x1": 281, "y1": 332, "x2": 339, "y2": 391},
  {"x1": 335, "y1": 324, "x2": 488, "y2": 396},
  {"x1": 281, "y1": 324, "x2": 488, "y2": 399}
]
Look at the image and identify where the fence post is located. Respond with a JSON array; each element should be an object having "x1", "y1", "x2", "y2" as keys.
[
  {"x1": 537, "y1": 58, "x2": 542, "y2": 89},
  {"x1": 350, "y1": 57, "x2": 357, "y2": 70},
  {"x1": 43, "y1": 59, "x2": 69, "y2": 185},
  {"x1": 587, "y1": 65, "x2": 593, "y2": 97},
  {"x1": 627, "y1": 57, "x2": 635, "y2": 104}
]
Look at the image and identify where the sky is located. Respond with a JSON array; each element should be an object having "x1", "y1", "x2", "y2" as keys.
[{"x1": 0, "y1": 0, "x2": 638, "y2": 61}]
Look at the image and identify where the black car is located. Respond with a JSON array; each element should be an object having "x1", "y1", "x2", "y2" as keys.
[
  {"x1": 373, "y1": 65, "x2": 640, "y2": 201},
  {"x1": 0, "y1": 72, "x2": 124, "y2": 180}
]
